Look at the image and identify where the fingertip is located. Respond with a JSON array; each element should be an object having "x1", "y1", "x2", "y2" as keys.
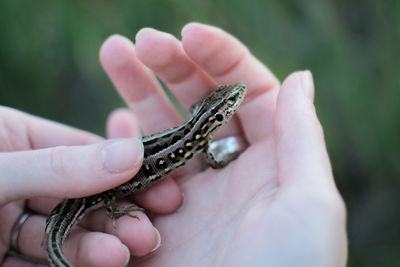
[
  {"x1": 181, "y1": 22, "x2": 247, "y2": 80},
  {"x1": 106, "y1": 108, "x2": 141, "y2": 139},
  {"x1": 101, "y1": 138, "x2": 143, "y2": 174},
  {"x1": 99, "y1": 34, "x2": 135, "y2": 69},
  {"x1": 110, "y1": 212, "x2": 159, "y2": 257},
  {"x1": 181, "y1": 22, "x2": 217, "y2": 52},
  {"x1": 181, "y1": 22, "x2": 199, "y2": 36},
  {"x1": 181, "y1": 23, "x2": 207, "y2": 59},
  {"x1": 78, "y1": 233, "x2": 130, "y2": 267},
  {"x1": 278, "y1": 71, "x2": 314, "y2": 111},
  {"x1": 280, "y1": 70, "x2": 314, "y2": 98},
  {"x1": 135, "y1": 27, "x2": 158, "y2": 47},
  {"x1": 100, "y1": 34, "x2": 134, "y2": 54},
  {"x1": 135, "y1": 27, "x2": 180, "y2": 70},
  {"x1": 181, "y1": 22, "x2": 211, "y2": 38},
  {"x1": 280, "y1": 70, "x2": 303, "y2": 88}
]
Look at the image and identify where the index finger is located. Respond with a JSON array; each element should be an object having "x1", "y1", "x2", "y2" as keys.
[
  {"x1": 0, "y1": 106, "x2": 102, "y2": 150},
  {"x1": 181, "y1": 23, "x2": 280, "y2": 143}
]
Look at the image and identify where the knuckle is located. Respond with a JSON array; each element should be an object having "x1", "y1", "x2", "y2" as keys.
[
  {"x1": 0, "y1": 108, "x2": 31, "y2": 151},
  {"x1": 49, "y1": 146, "x2": 68, "y2": 176}
]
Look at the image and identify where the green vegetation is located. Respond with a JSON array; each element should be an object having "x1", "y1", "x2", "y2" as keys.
[{"x1": 0, "y1": 1, "x2": 398, "y2": 266}]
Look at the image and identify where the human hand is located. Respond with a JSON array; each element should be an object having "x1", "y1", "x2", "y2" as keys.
[
  {"x1": 1, "y1": 21, "x2": 347, "y2": 266},
  {"x1": 97, "y1": 23, "x2": 347, "y2": 266},
  {"x1": 0, "y1": 107, "x2": 164, "y2": 266}
]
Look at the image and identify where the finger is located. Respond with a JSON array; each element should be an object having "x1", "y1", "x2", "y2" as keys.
[
  {"x1": 181, "y1": 23, "x2": 280, "y2": 143},
  {"x1": 133, "y1": 177, "x2": 182, "y2": 214},
  {"x1": 275, "y1": 71, "x2": 334, "y2": 188},
  {"x1": 1, "y1": 202, "x2": 24, "y2": 259},
  {"x1": 0, "y1": 138, "x2": 143, "y2": 204},
  {"x1": 17, "y1": 211, "x2": 159, "y2": 262},
  {"x1": 25, "y1": 199, "x2": 160, "y2": 256},
  {"x1": 135, "y1": 28, "x2": 216, "y2": 110},
  {"x1": 106, "y1": 108, "x2": 182, "y2": 214},
  {"x1": 135, "y1": 28, "x2": 243, "y2": 140},
  {"x1": 99, "y1": 34, "x2": 182, "y2": 134},
  {"x1": 106, "y1": 108, "x2": 141, "y2": 138},
  {"x1": 28, "y1": 194, "x2": 170, "y2": 252},
  {"x1": 3, "y1": 257, "x2": 47, "y2": 267},
  {"x1": 102, "y1": 204, "x2": 160, "y2": 256},
  {"x1": 17, "y1": 215, "x2": 130, "y2": 267},
  {"x1": 134, "y1": 27, "x2": 243, "y2": 180},
  {"x1": 27, "y1": 197, "x2": 59, "y2": 215},
  {"x1": 28, "y1": 112, "x2": 182, "y2": 216},
  {"x1": 0, "y1": 106, "x2": 102, "y2": 150},
  {"x1": 181, "y1": 23, "x2": 279, "y2": 97},
  {"x1": 13, "y1": 215, "x2": 47, "y2": 260},
  {"x1": 275, "y1": 71, "x2": 346, "y2": 216},
  {"x1": 274, "y1": 71, "x2": 347, "y2": 252},
  {"x1": 68, "y1": 233, "x2": 129, "y2": 267}
]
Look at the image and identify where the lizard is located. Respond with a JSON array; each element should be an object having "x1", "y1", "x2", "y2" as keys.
[{"x1": 44, "y1": 83, "x2": 247, "y2": 266}]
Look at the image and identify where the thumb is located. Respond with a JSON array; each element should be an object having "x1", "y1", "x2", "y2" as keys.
[
  {"x1": 275, "y1": 70, "x2": 336, "y2": 190},
  {"x1": 274, "y1": 71, "x2": 347, "y2": 265},
  {"x1": 0, "y1": 138, "x2": 143, "y2": 205}
]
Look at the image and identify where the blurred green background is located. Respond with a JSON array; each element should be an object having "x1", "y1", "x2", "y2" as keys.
[{"x1": 0, "y1": 0, "x2": 398, "y2": 266}]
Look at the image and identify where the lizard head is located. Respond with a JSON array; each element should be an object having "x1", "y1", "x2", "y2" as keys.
[
  {"x1": 209, "y1": 83, "x2": 246, "y2": 121},
  {"x1": 192, "y1": 83, "x2": 247, "y2": 131}
]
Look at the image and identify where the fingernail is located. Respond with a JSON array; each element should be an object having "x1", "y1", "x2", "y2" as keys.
[
  {"x1": 176, "y1": 192, "x2": 185, "y2": 212},
  {"x1": 122, "y1": 244, "x2": 130, "y2": 267},
  {"x1": 151, "y1": 227, "x2": 162, "y2": 252},
  {"x1": 301, "y1": 70, "x2": 314, "y2": 101},
  {"x1": 101, "y1": 139, "x2": 143, "y2": 173}
]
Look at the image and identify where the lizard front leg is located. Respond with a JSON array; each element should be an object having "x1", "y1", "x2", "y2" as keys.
[{"x1": 204, "y1": 136, "x2": 246, "y2": 168}]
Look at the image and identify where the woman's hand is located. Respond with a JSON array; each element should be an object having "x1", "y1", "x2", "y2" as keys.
[
  {"x1": 98, "y1": 23, "x2": 347, "y2": 266},
  {"x1": 0, "y1": 107, "x2": 166, "y2": 266}
]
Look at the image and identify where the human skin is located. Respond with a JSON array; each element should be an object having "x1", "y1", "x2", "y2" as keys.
[{"x1": 0, "y1": 23, "x2": 347, "y2": 266}]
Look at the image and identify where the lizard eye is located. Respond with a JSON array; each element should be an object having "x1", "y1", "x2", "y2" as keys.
[
  {"x1": 227, "y1": 94, "x2": 238, "y2": 105},
  {"x1": 228, "y1": 95, "x2": 237, "y2": 102}
]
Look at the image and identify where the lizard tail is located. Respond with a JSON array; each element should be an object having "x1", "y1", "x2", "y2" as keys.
[{"x1": 45, "y1": 198, "x2": 87, "y2": 267}]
